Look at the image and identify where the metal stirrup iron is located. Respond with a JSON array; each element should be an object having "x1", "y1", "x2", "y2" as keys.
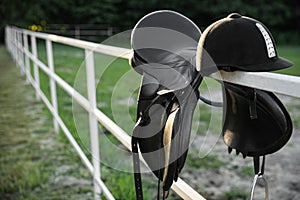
[{"x1": 250, "y1": 156, "x2": 269, "y2": 200}]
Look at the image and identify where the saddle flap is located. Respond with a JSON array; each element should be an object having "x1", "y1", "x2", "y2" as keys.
[
  {"x1": 134, "y1": 83, "x2": 199, "y2": 191},
  {"x1": 222, "y1": 83, "x2": 293, "y2": 157}
]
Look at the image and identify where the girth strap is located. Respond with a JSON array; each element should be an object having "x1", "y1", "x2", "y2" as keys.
[
  {"x1": 132, "y1": 135, "x2": 144, "y2": 200},
  {"x1": 253, "y1": 156, "x2": 265, "y2": 175}
]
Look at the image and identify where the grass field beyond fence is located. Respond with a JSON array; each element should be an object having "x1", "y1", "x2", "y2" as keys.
[
  {"x1": 276, "y1": 46, "x2": 300, "y2": 76},
  {"x1": 3, "y1": 42, "x2": 300, "y2": 199}
]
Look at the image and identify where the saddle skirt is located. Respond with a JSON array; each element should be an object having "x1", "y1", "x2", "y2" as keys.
[{"x1": 222, "y1": 82, "x2": 293, "y2": 158}]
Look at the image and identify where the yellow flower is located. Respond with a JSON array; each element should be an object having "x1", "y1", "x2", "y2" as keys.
[
  {"x1": 31, "y1": 25, "x2": 38, "y2": 31},
  {"x1": 37, "y1": 25, "x2": 42, "y2": 32}
]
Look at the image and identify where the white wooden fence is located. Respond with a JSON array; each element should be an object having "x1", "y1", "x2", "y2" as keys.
[
  {"x1": 5, "y1": 26, "x2": 300, "y2": 200},
  {"x1": 44, "y1": 24, "x2": 114, "y2": 40}
]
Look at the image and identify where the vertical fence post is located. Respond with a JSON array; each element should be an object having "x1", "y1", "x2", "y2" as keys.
[
  {"x1": 23, "y1": 32, "x2": 31, "y2": 83},
  {"x1": 85, "y1": 49, "x2": 101, "y2": 200},
  {"x1": 14, "y1": 29, "x2": 19, "y2": 64},
  {"x1": 14, "y1": 29, "x2": 18, "y2": 63},
  {"x1": 15, "y1": 30, "x2": 21, "y2": 72},
  {"x1": 11, "y1": 28, "x2": 15, "y2": 61},
  {"x1": 18, "y1": 30, "x2": 25, "y2": 74},
  {"x1": 6, "y1": 27, "x2": 10, "y2": 52},
  {"x1": 5, "y1": 27, "x2": 8, "y2": 50},
  {"x1": 14, "y1": 29, "x2": 19, "y2": 65},
  {"x1": 16, "y1": 30, "x2": 21, "y2": 71},
  {"x1": 46, "y1": 39, "x2": 59, "y2": 134},
  {"x1": 6, "y1": 27, "x2": 11, "y2": 53},
  {"x1": 14, "y1": 29, "x2": 18, "y2": 65},
  {"x1": 31, "y1": 35, "x2": 41, "y2": 101},
  {"x1": 18, "y1": 30, "x2": 25, "y2": 75}
]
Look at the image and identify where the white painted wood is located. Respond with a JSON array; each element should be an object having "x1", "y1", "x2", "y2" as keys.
[
  {"x1": 14, "y1": 29, "x2": 19, "y2": 66},
  {"x1": 46, "y1": 39, "x2": 59, "y2": 134},
  {"x1": 30, "y1": 35, "x2": 41, "y2": 100},
  {"x1": 171, "y1": 179, "x2": 206, "y2": 200},
  {"x1": 21, "y1": 28, "x2": 300, "y2": 99},
  {"x1": 209, "y1": 70, "x2": 300, "y2": 98},
  {"x1": 17, "y1": 30, "x2": 24, "y2": 74},
  {"x1": 85, "y1": 49, "x2": 102, "y2": 200},
  {"x1": 95, "y1": 178, "x2": 116, "y2": 200},
  {"x1": 22, "y1": 29, "x2": 132, "y2": 59},
  {"x1": 19, "y1": 31, "x2": 25, "y2": 74},
  {"x1": 23, "y1": 33, "x2": 31, "y2": 83}
]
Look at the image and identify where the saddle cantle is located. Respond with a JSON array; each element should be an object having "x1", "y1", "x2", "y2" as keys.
[
  {"x1": 130, "y1": 10, "x2": 202, "y2": 199},
  {"x1": 197, "y1": 13, "x2": 293, "y2": 199}
]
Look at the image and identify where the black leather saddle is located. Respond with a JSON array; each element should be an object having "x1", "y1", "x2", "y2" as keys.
[
  {"x1": 222, "y1": 82, "x2": 293, "y2": 158},
  {"x1": 221, "y1": 83, "x2": 293, "y2": 200},
  {"x1": 130, "y1": 10, "x2": 202, "y2": 199}
]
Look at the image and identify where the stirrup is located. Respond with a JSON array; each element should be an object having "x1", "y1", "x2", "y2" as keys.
[{"x1": 249, "y1": 156, "x2": 269, "y2": 200}]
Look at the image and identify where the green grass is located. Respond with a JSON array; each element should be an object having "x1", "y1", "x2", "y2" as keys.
[
  {"x1": 276, "y1": 46, "x2": 300, "y2": 76},
  {"x1": 223, "y1": 188, "x2": 248, "y2": 200},
  {"x1": 187, "y1": 154, "x2": 224, "y2": 169},
  {"x1": 241, "y1": 166, "x2": 254, "y2": 177}
]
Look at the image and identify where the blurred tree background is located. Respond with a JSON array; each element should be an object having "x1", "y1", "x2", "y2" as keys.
[{"x1": 0, "y1": 0, "x2": 299, "y2": 44}]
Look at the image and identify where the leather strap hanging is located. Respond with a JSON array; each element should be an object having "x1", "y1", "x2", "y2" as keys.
[{"x1": 132, "y1": 135, "x2": 144, "y2": 200}]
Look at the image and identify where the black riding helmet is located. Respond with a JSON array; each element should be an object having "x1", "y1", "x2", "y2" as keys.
[
  {"x1": 196, "y1": 13, "x2": 293, "y2": 74},
  {"x1": 196, "y1": 13, "x2": 293, "y2": 158}
]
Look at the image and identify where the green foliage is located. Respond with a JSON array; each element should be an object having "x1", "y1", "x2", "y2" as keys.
[
  {"x1": 101, "y1": 167, "x2": 136, "y2": 200},
  {"x1": 1, "y1": 0, "x2": 300, "y2": 44},
  {"x1": 224, "y1": 187, "x2": 248, "y2": 200},
  {"x1": 241, "y1": 166, "x2": 253, "y2": 176},
  {"x1": 276, "y1": 45, "x2": 300, "y2": 76},
  {"x1": 187, "y1": 154, "x2": 224, "y2": 169}
]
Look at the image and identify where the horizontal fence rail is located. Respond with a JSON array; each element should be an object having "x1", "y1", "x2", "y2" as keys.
[
  {"x1": 210, "y1": 71, "x2": 300, "y2": 98},
  {"x1": 44, "y1": 24, "x2": 115, "y2": 39},
  {"x1": 5, "y1": 26, "x2": 300, "y2": 200}
]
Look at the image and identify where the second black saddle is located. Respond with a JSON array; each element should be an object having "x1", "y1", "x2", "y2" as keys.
[{"x1": 222, "y1": 82, "x2": 293, "y2": 158}]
